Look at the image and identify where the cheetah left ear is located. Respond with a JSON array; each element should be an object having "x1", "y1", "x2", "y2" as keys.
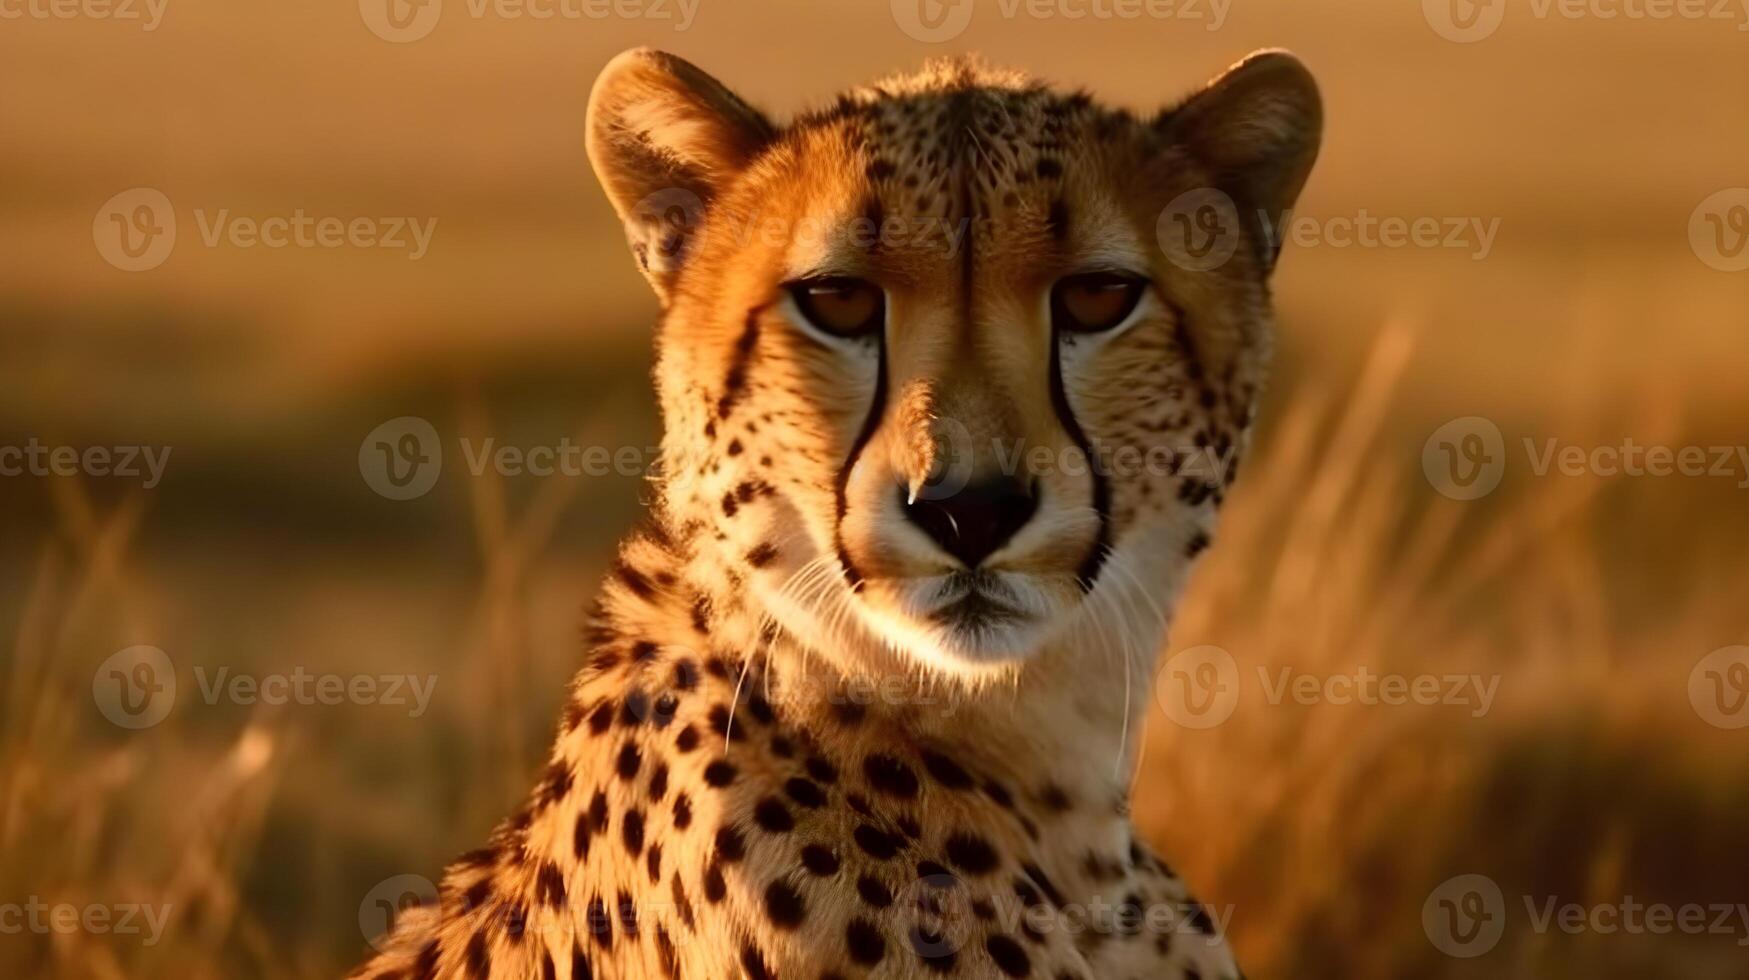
[
  {"x1": 587, "y1": 48, "x2": 775, "y2": 302},
  {"x1": 1165, "y1": 50, "x2": 1323, "y2": 272}
]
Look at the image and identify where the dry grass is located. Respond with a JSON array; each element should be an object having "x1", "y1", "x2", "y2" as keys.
[{"x1": 4, "y1": 324, "x2": 1746, "y2": 978}]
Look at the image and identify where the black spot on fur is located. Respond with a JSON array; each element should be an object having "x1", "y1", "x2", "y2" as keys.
[
  {"x1": 753, "y1": 797, "x2": 794, "y2": 833},
  {"x1": 716, "y1": 825, "x2": 747, "y2": 861},
  {"x1": 858, "y1": 875, "x2": 894, "y2": 908},
  {"x1": 863, "y1": 754, "x2": 920, "y2": 798},
  {"x1": 945, "y1": 832, "x2": 999, "y2": 875},
  {"x1": 847, "y1": 918, "x2": 887, "y2": 965},
  {"x1": 801, "y1": 844, "x2": 840, "y2": 875},
  {"x1": 785, "y1": 776, "x2": 827, "y2": 808},
  {"x1": 763, "y1": 880, "x2": 807, "y2": 929},
  {"x1": 621, "y1": 809, "x2": 645, "y2": 857},
  {"x1": 615, "y1": 742, "x2": 641, "y2": 780},
  {"x1": 986, "y1": 934, "x2": 1032, "y2": 976},
  {"x1": 920, "y1": 749, "x2": 974, "y2": 790},
  {"x1": 854, "y1": 824, "x2": 904, "y2": 860}
]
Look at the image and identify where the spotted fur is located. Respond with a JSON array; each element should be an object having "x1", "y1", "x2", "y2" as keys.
[{"x1": 350, "y1": 48, "x2": 1319, "y2": 980}]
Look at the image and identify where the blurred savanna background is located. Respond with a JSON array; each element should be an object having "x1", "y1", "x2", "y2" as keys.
[{"x1": 2, "y1": 0, "x2": 1748, "y2": 977}]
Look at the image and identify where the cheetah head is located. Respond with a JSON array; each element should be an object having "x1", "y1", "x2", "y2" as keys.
[{"x1": 587, "y1": 50, "x2": 1320, "y2": 684}]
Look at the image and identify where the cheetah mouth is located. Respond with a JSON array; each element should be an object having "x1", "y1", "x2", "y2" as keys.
[{"x1": 926, "y1": 572, "x2": 1027, "y2": 629}]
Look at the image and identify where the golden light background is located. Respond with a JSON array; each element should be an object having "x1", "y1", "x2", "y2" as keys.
[{"x1": 2, "y1": 1, "x2": 1747, "y2": 977}]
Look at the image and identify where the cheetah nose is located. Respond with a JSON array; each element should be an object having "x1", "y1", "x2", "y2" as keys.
[{"x1": 900, "y1": 477, "x2": 1038, "y2": 569}]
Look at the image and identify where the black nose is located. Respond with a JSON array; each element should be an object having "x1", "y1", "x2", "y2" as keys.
[{"x1": 901, "y1": 477, "x2": 1038, "y2": 569}]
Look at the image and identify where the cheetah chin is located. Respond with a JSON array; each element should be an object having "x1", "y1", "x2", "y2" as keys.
[{"x1": 351, "y1": 47, "x2": 1319, "y2": 980}]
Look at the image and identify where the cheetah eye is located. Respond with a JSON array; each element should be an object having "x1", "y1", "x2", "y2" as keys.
[
  {"x1": 787, "y1": 277, "x2": 885, "y2": 339},
  {"x1": 1052, "y1": 272, "x2": 1147, "y2": 334}
]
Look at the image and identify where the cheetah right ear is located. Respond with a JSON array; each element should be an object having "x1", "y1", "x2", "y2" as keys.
[{"x1": 587, "y1": 48, "x2": 774, "y2": 303}]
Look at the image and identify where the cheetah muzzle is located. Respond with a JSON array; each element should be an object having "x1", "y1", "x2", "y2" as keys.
[{"x1": 350, "y1": 46, "x2": 1320, "y2": 980}]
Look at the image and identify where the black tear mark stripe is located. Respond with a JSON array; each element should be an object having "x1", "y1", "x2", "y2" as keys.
[
  {"x1": 833, "y1": 335, "x2": 889, "y2": 589},
  {"x1": 1167, "y1": 302, "x2": 1207, "y2": 387},
  {"x1": 1049, "y1": 325, "x2": 1112, "y2": 590},
  {"x1": 717, "y1": 305, "x2": 767, "y2": 421}
]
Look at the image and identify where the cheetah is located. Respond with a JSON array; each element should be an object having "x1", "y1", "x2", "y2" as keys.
[{"x1": 351, "y1": 47, "x2": 1320, "y2": 979}]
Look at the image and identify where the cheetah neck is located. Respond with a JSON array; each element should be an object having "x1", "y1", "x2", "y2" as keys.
[{"x1": 600, "y1": 522, "x2": 1159, "y2": 830}]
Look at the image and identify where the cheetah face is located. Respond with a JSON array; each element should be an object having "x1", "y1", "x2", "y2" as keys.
[{"x1": 588, "y1": 50, "x2": 1319, "y2": 682}]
